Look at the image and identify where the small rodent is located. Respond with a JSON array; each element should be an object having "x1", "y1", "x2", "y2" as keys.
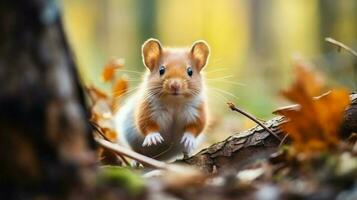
[{"x1": 115, "y1": 38, "x2": 210, "y2": 161}]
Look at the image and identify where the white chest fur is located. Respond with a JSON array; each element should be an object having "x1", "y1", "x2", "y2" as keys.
[
  {"x1": 115, "y1": 91, "x2": 204, "y2": 160},
  {"x1": 150, "y1": 95, "x2": 202, "y2": 135}
]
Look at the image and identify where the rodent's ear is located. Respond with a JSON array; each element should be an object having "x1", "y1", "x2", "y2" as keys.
[
  {"x1": 142, "y1": 38, "x2": 162, "y2": 71},
  {"x1": 190, "y1": 40, "x2": 210, "y2": 71}
]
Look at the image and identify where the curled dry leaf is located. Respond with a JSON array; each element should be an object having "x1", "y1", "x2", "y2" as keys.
[
  {"x1": 112, "y1": 76, "x2": 129, "y2": 98},
  {"x1": 112, "y1": 76, "x2": 129, "y2": 112},
  {"x1": 102, "y1": 58, "x2": 125, "y2": 82},
  {"x1": 89, "y1": 91, "x2": 118, "y2": 162},
  {"x1": 273, "y1": 59, "x2": 350, "y2": 153},
  {"x1": 89, "y1": 58, "x2": 130, "y2": 164},
  {"x1": 88, "y1": 85, "x2": 114, "y2": 139},
  {"x1": 87, "y1": 85, "x2": 109, "y2": 102}
]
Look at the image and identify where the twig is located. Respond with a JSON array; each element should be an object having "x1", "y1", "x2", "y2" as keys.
[
  {"x1": 91, "y1": 122, "x2": 134, "y2": 166},
  {"x1": 279, "y1": 133, "x2": 289, "y2": 147},
  {"x1": 90, "y1": 122, "x2": 111, "y2": 141},
  {"x1": 117, "y1": 154, "x2": 131, "y2": 167},
  {"x1": 95, "y1": 137, "x2": 168, "y2": 169},
  {"x1": 151, "y1": 142, "x2": 174, "y2": 159},
  {"x1": 227, "y1": 102, "x2": 281, "y2": 141},
  {"x1": 325, "y1": 37, "x2": 357, "y2": 57}
]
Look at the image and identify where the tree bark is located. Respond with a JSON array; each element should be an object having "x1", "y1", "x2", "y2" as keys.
[
  {"x1": 183, "y1": 94, "x2": 357, "y2": 173},
  {"x1": 0, "y1": 1, "x2": 95, "y2": 198},
  {"x1": 182, "y1": 117, "x2": 284, "y2": 173}
]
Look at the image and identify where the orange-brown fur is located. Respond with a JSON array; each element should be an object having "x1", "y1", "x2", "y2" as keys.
[
  {"x1": 135, "y1": 100, "x2": 160, "y2": 136},
  {"x1": 184, "y1": 102, "x2": 206, "y2": 137},
  {"x1": 135, "y1": 46, "x2": 206, "y2": 137}
]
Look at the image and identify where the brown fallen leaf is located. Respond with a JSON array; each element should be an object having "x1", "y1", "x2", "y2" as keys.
[
  {"x1": 90, "y1": 94, "x2": 118, "y2": 163},
  {"x1": 102, "y1": 58, "x2": 125, "y2": 82},
  {"x1": 274, "y1": 59, "x2": 350, "y2": 154},
  {"x1": 112, "y1": 76, "x2": 129, "y2": 112},
  {"x1": 87, "y1": 85, "x2": 109, "y2": 103},
  {"x1": 112, "y1": 76, "x2": 129, "y2": 98},
  {"x1": 89, "y1": 58, "x2": 131, "y2": 164}
]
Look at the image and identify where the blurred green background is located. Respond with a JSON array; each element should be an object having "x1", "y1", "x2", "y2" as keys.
[{"x1": 60, "y1": 0, "x2": 357, "y2": 144}]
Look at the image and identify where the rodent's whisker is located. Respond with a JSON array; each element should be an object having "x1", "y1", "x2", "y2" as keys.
[
  {"x1": 209, "y1": 87, "x2": 240, "y2": 101},
  {"x1": 207, "y1": 89, "x2": 229, "y2": 104},
  {"x1": 142, "y1": 87, "x2": 161, "y2": 98},
  {"x1": 140, "y1": 93, "x2": 154, "y2": 102},
  {"x1": 113, "y1": 86, "x2": 140, "y2": 98},
  {"x1": 205, "y1": 75, "x2": 234, "y2": 80},
  {"x1": 206, "y1": 79, "x2": 245, "y2": 86},
  {"x1": 147, "y1": 86, "x2": 163, "y2": 91},
  {"x1": 117, "y1": 69, "x2": 144, "y2": 75},
  {"x1": 203, "y1": 68, "x2": 229, "y2": 74},
  {"x1": 142, "y1": 91, "x2": 161, "y2": 102},
  {"x1": 190, "y1": 91, "x2": 201, "y2": 97},
  {"x1": 206, "y1": 58, "x2": 223, "y2": 65}
]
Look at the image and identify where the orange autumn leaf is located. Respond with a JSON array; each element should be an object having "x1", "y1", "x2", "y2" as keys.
[
  {"x1": 102, "y1": 58, "x2": 125, "y2": 82},
  {"x1": 87, "y1": 85, "x2": 109, "y2": 103},
  {"x1": 87, "y1": 85, "x2": 118, "y2": 142},
  {"x1": 92, "y1": 114, "x2": 118, "y2": 162},
  {"x1": 89, "y1": 58, "x2": 130, "y2": 164},
  {"x1": 101, "y1": 128, "x2": 117, "y2": 142},
  {"x1": 92, "y1": 99, "x2": 112, "y2": 119},
  {"x1": 112, "y1": 76, "x2": 129, "y2": 112},
  {"x1": 273, "y1": 60, "x2": 350, "y2": 153},
  {"x1": 112, "y1": 76, "x2": 128, "y2": 98}
]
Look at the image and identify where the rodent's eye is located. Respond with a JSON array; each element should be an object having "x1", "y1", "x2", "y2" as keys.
[
  {"x1": 159, "y1": 65, "x2": 165, "y2": 76},
  {"x1": 187, "y1": 66, "x2": 193, "y2": 77}
]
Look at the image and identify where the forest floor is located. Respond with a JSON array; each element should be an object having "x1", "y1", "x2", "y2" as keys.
[{"x1": 90, "y1": 40, "x2": 357, "y2": 200}]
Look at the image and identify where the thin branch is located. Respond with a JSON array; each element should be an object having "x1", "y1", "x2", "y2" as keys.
[
  {"x1": 279, "y1": 133, "x2": 289, "y2": 147},
  {"x1": 227, "y1": 102, "x2": 281, "y2": 141},
  {"x1": 91, "y1": 122, "x2": 143, "y2": 167},
  {"x1": 95, "y1": 137, "x2": 168, "y2": 169},
  {"x1": 325, "y1": 37, "x2": 357, "y2": 57},
  {"x1": 117, "y1": 154, "x2": 131, "y2": 166}
]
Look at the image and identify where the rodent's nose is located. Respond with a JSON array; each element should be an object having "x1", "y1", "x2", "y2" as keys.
[{"x1": 169, "y1": 80, "x2": 181, "y2": 93}]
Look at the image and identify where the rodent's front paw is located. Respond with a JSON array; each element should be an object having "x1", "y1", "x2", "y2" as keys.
[
  {"x1": 142, "y1": 132, "x2": 164, "y2": 147},
  {"x1": 180, "y1": 132, "x2": 196, "y2": 153}
]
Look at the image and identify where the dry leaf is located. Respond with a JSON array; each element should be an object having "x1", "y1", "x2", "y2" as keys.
[
  {"x1": 283, "y1": 59, "x2": 324, "y2": 99},
  {"x1": 274, "y1": 60, "x2": 350, "y2": 153},
  {"x1": 112, "y1": 76, "x2": 129, "y2": 112},
  {"x1": 91, "y1": 98, "x2": 117, "y2": 150},
  {"x1": 92, "y1": 99, "x2": 112, "y2": 118},
  {"x1": 87, "y1": 85, "x2": 109, "y2": 103},
  {"x1": 89, "y1": 58, "x2": 130, "y2": 163},
  {"x1": 87, "y1": 85, "x2": 118, "y2": 162},
  {"x1": 102, "y1": 58, "x2": 125, "y2": 82},
  {"x1": 100, "y1": 128, "x2": 117, "y2": 142},
  {"x1": 112, "y1": 76, "x2": 129, "y2": 98}
]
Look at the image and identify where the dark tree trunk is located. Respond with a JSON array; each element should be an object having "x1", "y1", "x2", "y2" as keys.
[{"x1": 0, "y1": 0, "x2": 95, "y2": 198}]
